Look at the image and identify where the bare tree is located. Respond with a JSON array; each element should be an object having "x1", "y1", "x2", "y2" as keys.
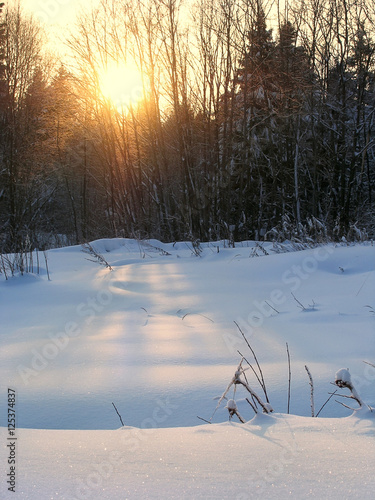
[{"x1": 0, "y1": 1, "x2": 49, "y2": 249}]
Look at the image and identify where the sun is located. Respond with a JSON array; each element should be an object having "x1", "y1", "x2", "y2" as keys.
[{"x1": 99, "y1": 63, "x2": 145, "y2": 110}]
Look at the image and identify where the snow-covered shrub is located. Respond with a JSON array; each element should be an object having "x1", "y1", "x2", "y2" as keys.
[
  {"x1": 266, "y1": 214, "x2": 370, "y2": 245},
  {"x1": 265, "y1": 214, "x2": 300, "y2": 242},
  {"x1": 265, "y1": 214, "x2": 330, "y2": 245},
  {"x1": 346, "y1": 223, "x2": 368, "y2": 242},
  {"x1": 333, "y1": 219, "x2": 369, "y2": 243},
  {"x1": 0, "y1": 236, "x2": 48, "y2": 279},
  {"x1": 306, "y1": 216, "x2": 329, "y2": 243},
  {"x1": 191, "y1": 239, "x2": 203, "y2": 256},
  {"x1": 33, "y1": 232, "x2": 73, "y2": 250},
  {"x1": 250, "y1": 242, "x2": 269, "y2": 257},
  {"x1": 81, "y1": 242, "x2": 113, "y2": 270},
  {"x1": 207, "y1": 324, "x2": 274, "y2": 423},
  {"x1": 225, "y1": 399, "x2": 245, "y2": 423},
  {"x1": 212, "y1": 358, "x2": 273, "y2": 423},
  {"x1": 334, "y1": 368, "x2": 372, "y2": 412}
]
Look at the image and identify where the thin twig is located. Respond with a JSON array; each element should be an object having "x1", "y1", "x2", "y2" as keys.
[
  {"x1": 251, "y1": 394, "x2": 259, "y2": 410},
  {"x1": 266, "y1": 301, "x2": 280, "y2": 314},
  {"x1": 237, "y1": 350, "x2": 267, "y2": 402},
  {"x1": 245, "y1": 397, "x2": 258, "y2": 414},
  {"x1": 233, "y1": 410, "x2": 246, "y2": 423},
  {"x1": 209, "y1": 359, "x2": 244, "y2": 421},
  {"x1": 315, "y1": 390, "x2": 338, "y2": 417},
  {"x1": 291, "y1": 292, "x2": 306, "y2": 310},
  {"x1": 234, "y1": 321, "x2": 269, "y2": 402},
  {"x1": 241, "y1": 368, "x2": 259, "y2": 411},
  {"x1": 44, "y1": 251, "x2": 51, "y2": 281},
  {"x1": 182, "y1": 313, "x2": 214, "y2": 322},
  {"x1": 241, "y1": 369, "x2": 258, "y2": 411},
  {"x1": 332, "y1": 392, "x2": 371, "y2": 412},
  {"x1": 237, "y1": 379, "x2": 272, "y2": 413},
  {"x1": 286, "y1": 343, "x2": 291, "y2": 414},
  {"x1": 1, "y1": 254, "x2": 8, "y2": 280},
  {"x1": 82, "y1": 243, "x2": 113, "y2": 270},
  {"x1": 197, "y1": 416, "x2": 212, "y2": 424},
  {"x1": 333, "y1": 392, "x2": 357, "y2": 400},
  {"x1": 335, "y1": 400, "x2": 357, "y2": 411},
  {"x1": 29, "y1": 249, "x2": 33, "y2": 273},
  {"x1": 356, "y1": 272, "x2": 371, "y2": 296},
  {"x1": 305, "y1": 365, "x2": 314, "y2": 417},
  {"x1": 112, "y1": 402, "x2": 125, "y2": 427}
]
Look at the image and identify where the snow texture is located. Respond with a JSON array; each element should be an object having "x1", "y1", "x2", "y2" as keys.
[{"x1": 1, "y1": 239, "x2": 374, "y2": 498}]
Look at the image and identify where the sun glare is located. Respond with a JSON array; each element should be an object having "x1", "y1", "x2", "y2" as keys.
[{"x1": 100, "y1": 63, "x2": 145, "y2": 110}]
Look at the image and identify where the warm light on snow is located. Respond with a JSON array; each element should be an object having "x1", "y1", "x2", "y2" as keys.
[{"x1": 1, "y1": 239, "x2": 374, "y2": 498}]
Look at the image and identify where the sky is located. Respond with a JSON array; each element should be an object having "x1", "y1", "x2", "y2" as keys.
[
  {"x1": 22, "y1": 0, "x2": 98, "y2": 26},
  {"x1": 20, "y1": 0, "x2": 284, "y2": 58},
  {"x1": 20, "y1": 0, "x2": 101, "y2": 57},
  {"x1": 22, "y1": 0, "x2": 284, "y2": 30}
]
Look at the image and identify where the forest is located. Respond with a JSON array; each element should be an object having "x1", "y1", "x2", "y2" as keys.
[{"x1": 0, "y1": 0, "x2": 374, "y2": 251}]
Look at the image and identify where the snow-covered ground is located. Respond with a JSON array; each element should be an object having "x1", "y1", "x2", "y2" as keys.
[{"x1": 1, "y1": 239, "x2": 374, "y2": 498}]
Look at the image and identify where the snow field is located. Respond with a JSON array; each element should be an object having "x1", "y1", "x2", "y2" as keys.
[
  {"x1": 1, "y1": 239, "x2": 374, "y2": 498},
  {"x1": 1, "y1": 411, "x2": 374, "y2": 499}
]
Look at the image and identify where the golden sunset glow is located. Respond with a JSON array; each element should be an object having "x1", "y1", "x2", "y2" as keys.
[{"x1": 99, "y1": 63, "x2": 145, "y2": 110}]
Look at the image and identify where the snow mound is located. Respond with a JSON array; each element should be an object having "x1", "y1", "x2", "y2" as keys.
[{"x1": 1, "y1": 413, "x2": 374, "y2": 499}]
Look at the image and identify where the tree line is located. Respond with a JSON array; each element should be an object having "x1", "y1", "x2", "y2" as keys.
[{"x1": 1, "y1": 0, "x2": 374, "y2": 250}]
